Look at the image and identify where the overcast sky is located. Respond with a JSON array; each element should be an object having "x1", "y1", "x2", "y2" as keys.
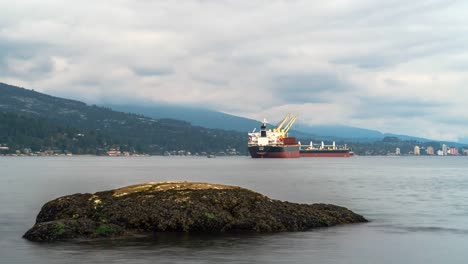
[{"x1": 1, "y1": 0, "x2": 468, "y2": 141}]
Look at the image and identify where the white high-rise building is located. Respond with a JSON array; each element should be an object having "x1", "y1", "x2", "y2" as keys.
[
  {"x1": 442, "y1": 144, "x2": 448, "y2": 156},
  {"x1": 395, "y1": 148, "x2": 401, "y2": 155},
  {"x1": 414, "y1": 146, "x2": 420, "y2": 155}
]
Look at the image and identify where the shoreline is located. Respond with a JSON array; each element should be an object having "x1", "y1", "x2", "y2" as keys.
[{"x1": 0, "y1": 154, "x2": 247, "y2": 158}]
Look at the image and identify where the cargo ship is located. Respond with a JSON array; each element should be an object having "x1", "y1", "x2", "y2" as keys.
[
  {"x1": 299, "y1": 141, "x2": 353, "y2": 157},
  {"x1": 248, "y1": 114, "x2": 300, "y2": 158}
]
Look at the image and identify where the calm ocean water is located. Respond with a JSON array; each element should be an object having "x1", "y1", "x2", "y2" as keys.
[{"x1": 1, "y1": 156, "x2": 467, "y2": 264}]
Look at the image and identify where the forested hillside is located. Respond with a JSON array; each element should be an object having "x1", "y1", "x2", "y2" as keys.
[{"x1": 0, "y1": 83, "x2": 246, "y2": 155}]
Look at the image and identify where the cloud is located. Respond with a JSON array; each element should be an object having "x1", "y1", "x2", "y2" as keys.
[
  {"x1": 352, "y1": 97, "x2": 447, "y2": 119},
  {"x1": 0, "y1": 39, "x2": 37, "y2": 60},
  {"x1": 272, "y1": 73, "x2": 352, "y2": 104},
  {"x1": 1, "y1": 0, "x2": 468, "y2": 141},
  {"x1": 131, "y1": 66, "x2": 173, "y2": 77}
]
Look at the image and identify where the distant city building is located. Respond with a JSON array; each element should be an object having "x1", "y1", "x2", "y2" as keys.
[
  {"x1": 449, "y1": 148, "x2": 459, "y2": 155},
  {"x1": 437, "y1": 150, "x2": 444, "y2": 156},
  {"x1": 420, "y1": 147, "x2": 427, "y2": 155},
  {"x1": 395, "y1": 148, "x2": 401, "y2": 155},
  {"x1": 442, "y1": 144, "x2": 448, "y2": 156},
  {"x1": 426, "y1": 146, "x2": 434, "y2": 155},
  {"x1": 414, "y1": 146, "x2": 420, "y2": 155},
  {"x1": 107, "y1": 148, "x2": 122, "y2": 156},
  {"x1": 22, "y1": 148, "x2": 32, "y2": 155}
]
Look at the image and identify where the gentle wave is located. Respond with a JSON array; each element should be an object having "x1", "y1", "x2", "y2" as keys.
[{"x1": 373, "y1": 223, "x2": 468, "y2": 235}]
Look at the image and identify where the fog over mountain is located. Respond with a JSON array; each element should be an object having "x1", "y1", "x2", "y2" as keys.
[
  {"x1": 1, "y1": 1, "x2": 468, "y2": 141},
  {"x1": 106, "y1": 102, "x2": 438, "y2": 143}
]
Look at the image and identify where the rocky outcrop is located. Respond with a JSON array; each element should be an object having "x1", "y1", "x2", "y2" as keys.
[{"x1": 24, "y1": 182, "x2": 367, "y2": 242}]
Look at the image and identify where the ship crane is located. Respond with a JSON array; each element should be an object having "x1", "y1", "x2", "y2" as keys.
[
  {"x1": 274, "y1": 113, "x2": 291, "y2": 133},
  {"x1": 282, "y1": 115, "x2": 298, "y2": 137},
  {"x1": 319, "y1": 141, "x2": 338, "y2": 150}
]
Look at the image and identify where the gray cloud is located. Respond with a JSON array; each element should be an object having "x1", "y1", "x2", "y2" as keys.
[
  {"x1": 332, "y1": 36, "x2": 468, "y2": 69},
  {"x1": 0, "y1": 39, "x2": 36, "y2": 60},
  {"x1": 131, "y1": 66, "x2": 173, "y2": 77},
  {"x1": 272, "y1": 73, "x2": 352, "y2": 104},
  {"x1": 352, "y1": 97, "x2": 447, "y2": 119},
  {"x1": 0, "y1": 42, "x2": 54, "y2": 79},
  {"x1": 191, "y1": 75, "x2": 229, "y2": 86},
  {"x1": 0, "y1": 38, "x2": 46, "y2": 71}
]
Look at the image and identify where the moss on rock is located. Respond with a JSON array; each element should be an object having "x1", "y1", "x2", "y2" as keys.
[{"x1": 94, "y1": 223, "x2": 122, "y2": 237}]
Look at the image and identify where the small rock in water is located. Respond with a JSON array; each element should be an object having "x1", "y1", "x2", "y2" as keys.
[{"x1": 23, "y1": 181, "x2": 367, "y2": 242}]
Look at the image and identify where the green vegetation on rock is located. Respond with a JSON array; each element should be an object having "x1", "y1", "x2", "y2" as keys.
[
  {"x1": 205, "y1": 212, "x2": 216, "y2": 219},
  {"x1": 54, "y1": 222, "x2": 66, "y2": 236},
  {"x1": 95, "y1": 224, "x2": 120, "y2": 236}
]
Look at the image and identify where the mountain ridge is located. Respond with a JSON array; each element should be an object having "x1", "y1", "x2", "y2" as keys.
[{"x1": 0, "y1": 82, "x2": 246, "y2": 155}]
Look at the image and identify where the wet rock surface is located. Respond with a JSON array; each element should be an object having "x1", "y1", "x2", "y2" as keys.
[{"x1": 24, "y1": 182, "x2": 367, "y2": 242}]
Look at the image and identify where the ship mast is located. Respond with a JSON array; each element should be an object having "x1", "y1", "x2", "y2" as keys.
[{"x1": 260, "y1": 118, "x2": 267, "y2": 137}]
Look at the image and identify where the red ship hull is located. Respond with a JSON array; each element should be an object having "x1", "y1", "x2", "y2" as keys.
[
  {"x1": 300, "y1": 150, "x2": 353, "y2": 157},
  {"x1": 300, "y1": 152, "x2": 352, "y2": 157}
]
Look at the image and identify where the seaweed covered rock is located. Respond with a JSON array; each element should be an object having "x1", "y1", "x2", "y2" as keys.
[{"x1": 24, "y1": 182, "x2": 367, "y2": 241}]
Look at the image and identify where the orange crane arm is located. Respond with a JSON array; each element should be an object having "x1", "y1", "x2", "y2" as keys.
[
  {"x1": 283, "y1": 115, "x2": 298, "y2": 135},
  {"x1": 274, "y1": 113, "x2": 291, "y2": 132}
]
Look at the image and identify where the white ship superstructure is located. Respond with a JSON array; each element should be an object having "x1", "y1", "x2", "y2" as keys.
[{"x1": 248, "y1": 114, "x2": 297, "y2": 147}]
